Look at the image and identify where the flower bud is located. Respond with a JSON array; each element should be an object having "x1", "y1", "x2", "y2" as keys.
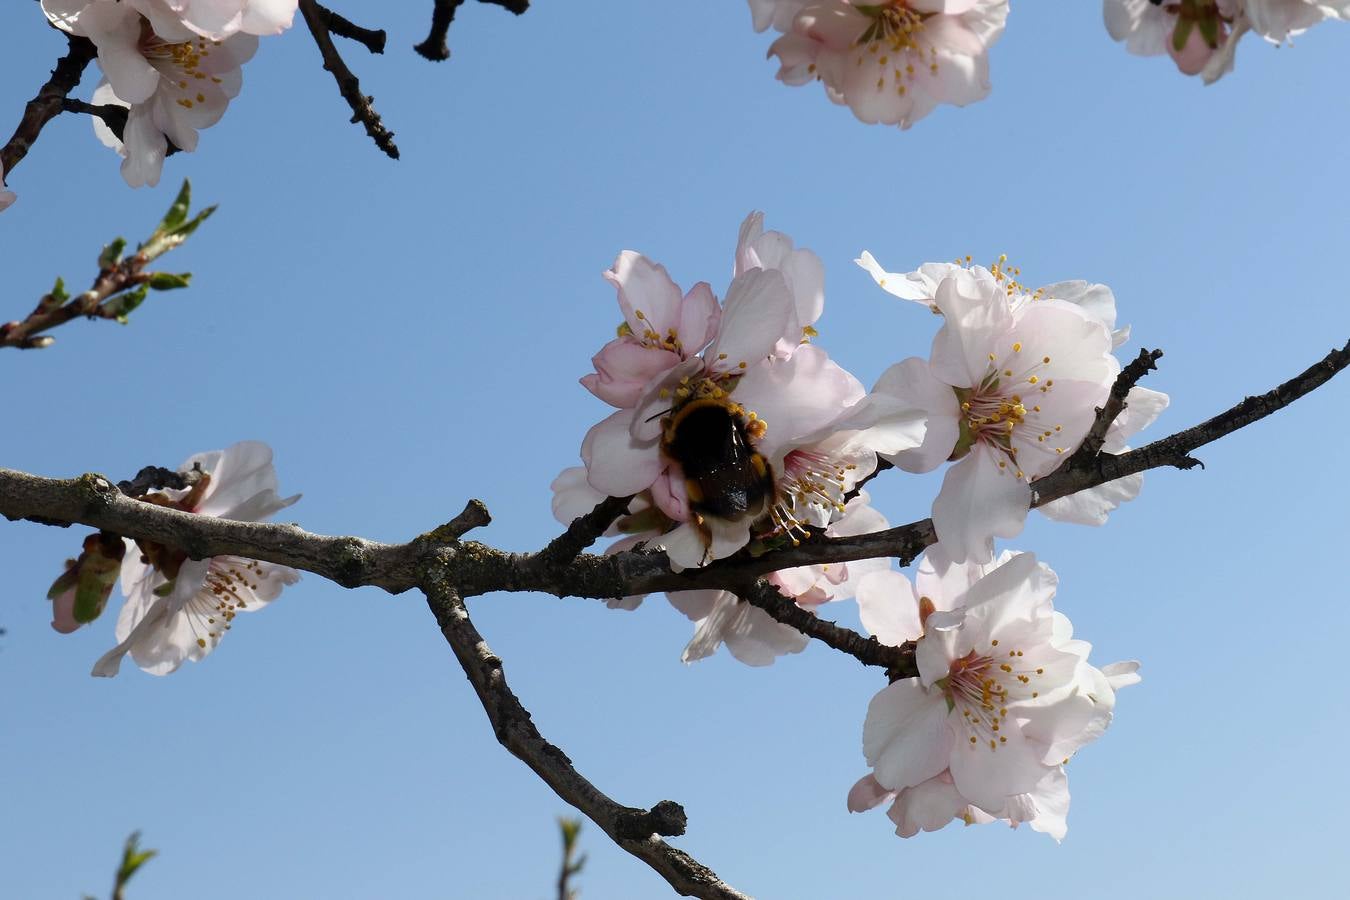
[{"x1": 47, "y1": 532, "x2": 126, "y2": 633}]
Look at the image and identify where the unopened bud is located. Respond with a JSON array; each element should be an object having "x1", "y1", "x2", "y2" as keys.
[{"x1": 46, "y1": 532, "x2": 126, "y2": 633}]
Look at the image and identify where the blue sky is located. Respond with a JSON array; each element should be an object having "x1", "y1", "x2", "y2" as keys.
[{"x1": 2, "y1": 2, "x2": 1348, "y2": 898}]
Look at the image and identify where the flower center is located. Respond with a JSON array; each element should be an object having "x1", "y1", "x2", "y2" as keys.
[
  {"x1": 943, "y1": 643, "x2": 1049, "y2": 752},
  {"x1": 186, "y1": 557, "x2": 265, "y2": 650},
  {"x1": 768, "y1": 448, "x2": 857, "y2": 544},
  {"x1": 951, "y1": 341, "x2": 1068, "y2": 476},
  {"x1": 854, "y1": 2, "x2": 941, "y2": 96},
  {"x1": 137, "y1": 23, "x2": 225, "y2": 110},
  {"x1": 618, "y1": 309, "x2": 686, "y2": 356}
]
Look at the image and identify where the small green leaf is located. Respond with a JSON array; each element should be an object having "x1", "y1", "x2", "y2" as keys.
[
  {"x1": 99, "y1": 237, "x2": 127, "y2": 270},
  {"x1": 104, "y1": 284, "x2": 150, "y2": 324},
  {"x1": 159, "y1": 180, "x2": 192, "y2": 232},
  {"x1": 147, "y1": 272, "x2": 192, "y2": 291},
  {"x1": 50, "y1": 277, "x2": 69, "y2": 304}
]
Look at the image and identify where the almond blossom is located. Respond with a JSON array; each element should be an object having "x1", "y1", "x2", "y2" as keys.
[
  {"x1": 666, "y1": 491, "x2": 891, "y2": 665},
  {"x1": 851, "y1": 550, "x2": 1138, "y2": 837},
  {"x1": 859, "y1": 252, "x2": 1167, "y2": 540},
  {"x1": 580, "y1": 214, "x2": 926, "y2": 570},
  {"x1": 44, "y1": 0, "x2": 261, "y2": 187},
  {"x1": 1103, "y1": 1, "x2": 1348, "y2": 83},
  {"x1": 755, "y1": 0, "x2": 1009, "y2": 129},
  {"x1": 862, "y1": 263, "x2": 1118, "y2": 563},
  {"x1": 91, "y1": 441, "x2": 300, "y2": 677}
]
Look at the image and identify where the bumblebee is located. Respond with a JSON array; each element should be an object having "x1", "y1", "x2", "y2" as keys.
[{"x1": 660, "y1": 395, "x2": 774, "y2": 529}]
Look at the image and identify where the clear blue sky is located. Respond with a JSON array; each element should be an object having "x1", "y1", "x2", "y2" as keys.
[{"x1": 2, "y1": 3, "x2": 1348, "y2": 898}]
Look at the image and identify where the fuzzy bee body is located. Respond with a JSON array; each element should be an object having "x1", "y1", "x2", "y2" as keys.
[{"x1": 660, "y1": 397, "x2": 774, "y2": 525}]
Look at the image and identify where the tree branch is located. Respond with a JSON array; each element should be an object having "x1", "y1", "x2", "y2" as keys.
[
  {"x1": 420, "y1": 570, "x2": 750, "y2": 900},
  {"x1": 2, "y1": 340, "x2": 1346, "y2": 664},
  {"x1": 1, "y1": 33, "x2": 97, "y2": 179},
  {"x1": 298, "y1": 0, "x2": 399, "y2": 159},
  {"x1": 316, "y1": 4, "x2": 386, "y2": 54},
  {"x1": 414, "y1": 0, "x2": 531, "y2": 62}
]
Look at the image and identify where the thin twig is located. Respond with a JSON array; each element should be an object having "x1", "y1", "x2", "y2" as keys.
[
  {"x1": 414, "y1": 0, "x2": 530, "y2": 61},
  {"x1": 1, "y1": 33, "x2": 97, "y2": 178},
  {"x1": 532, "y1": 495, "x2": 634, "y2": 574},
  {"x1": 421, "y1": 571, "x2": 750, "y2": 900},
  {"x1": 298, "y1": 0, "x2": 399, "y2": 159},
  {"x1": 316, "y1": 4, "x2": 387, "y2": 54}
]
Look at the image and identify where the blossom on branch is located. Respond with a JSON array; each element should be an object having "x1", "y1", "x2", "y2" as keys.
[
  {"x1": 43, "y1": 0, "x2": 267, "y2": 186},
  {"x1": 580, "y1": 213, "x2": 927, "y2": 570},
  {"x1": 1103, "y1": 0, "x2": 1349, "y2": 83},
  {"x1": 91, "y1": 441, "x2": 300, "y2": 677},
  {"x1": 751, "y1": 0, "x2": 1010, "y2": 129},
  {"x1": 851, "y1": 550, "x2": 1138, "y2": 839},
  {"x1": 859, "y1": 259, "x2": 1120, "y2": 563}
]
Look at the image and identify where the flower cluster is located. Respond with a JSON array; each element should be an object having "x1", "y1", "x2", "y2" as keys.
[
  {"x1": 857, "y1": 250, "x2": 1167, "y2": 561},
  {"x1": 46, "y1": 441, "x2": 301, "y2": 676},
  {"x1": 560, "y1": 213, "x2": 1159, "y2": 837},
  {"x1": 850, "y1": 548, "x2": 1139, "y2": 839},
  {"x1": 42, "y1": 0, "x2": 298, "y2": 186},
  {"x1": 1104, "y1": 0, "x2": 1349, "y2": 82},
  {"x1": 748, "y1": 0, "x2": 1010, "y2": 129}
]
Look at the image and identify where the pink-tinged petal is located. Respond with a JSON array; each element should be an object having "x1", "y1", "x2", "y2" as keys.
[
  {"x1": 871, "y1": 357, "x2": 960, "y2": 473},
  {"x1": 81, "y1": 5, "x2": 162, "y2": 105},
  {"x1": 931, "y1": 446, "x2": 1031, "y2": 565},
  {"x1": 582, "y1": 338, "x2": 682, "y2": 408},
  {"x1": 847, "y1": 773, "x2": 895, "y2": 813},
  {"x1": 40, "y1": 0, "x2": 87, "y2": 32},
  {"x1": 1038, "y1": 280, "x2": 1120, "y2": 342},
  {"x1": 658, "y1": 523, "x2": 710, "y2": 571},
  {"x1": 677, "y1": 282, "x2": 720, "y2": 357},
  {"x1": 1037, "y1": 473, "x2": 1143, "y2": 526},
  {"x1": 164, "y1": 0, "x2": 245, "y2": 39},
  {"x1": 952, "y1": 553, "x2": 1056, "y2": 653},
  {"x1": 240, "y1": 0, "x2": 299, "y2": 35},
  {"x1": 191, "y1": 441, "x2": 298, "y2": 521},
  {"x1": 704, "y1": 267, "x2": 795, "y2": 375},
  {"x1": 582, "y1": 410, "x2": 664, "y2": 497},
  {"x1": 733, "y1": 346, "x2": 864, "y2": 457},
  {"x1": 863, "y1": 679, "x2": 953, "y2": 791},
  {"x1": 1107, "y1": 387, "x2": 1169, "y2": 447},
  {"x1": 1102, "y1": 660, "x2": 1142, "y2": 691},
  {"x1": 118, "y1": 106, "x2": 168, "y2": 188},
  {"x1": 91, "y1": 595, "x2": 171, "y2": 677},
  {"x1": 913, "y1": 543, "x2": 999, "y2": 612},
  {"x1": 855, "y1": 251, "x2": 945, "y2": 305},
  {"x1": 910, "y1": 0, "x2": 980, "y2": 14},
  {"x1": 650, "y1": 468, "x2": 691, "y2": 523},
  {"x1": 768, "y1": 31, "x2": 823, "y2": 85},
  {"x1": 606, "y1": 251, "x2": 685, "y2": 344},
  {"x1": 768, "y1": 565, "x2": 820, "y2": 599},
  {"x1": 948, "y1": 714, "x2": 1050, "y2": 812},
  {"x1": 887, "y1": 772, "x2": 968, "y2": 837},
  {"x1": 1025, "y1": 767, "x2": 1070, "y2": 842},
  {"x1": 856, "y1": 570, "x2": 924, "y2": 646},
  {"x1": 50, "y1": 588, "x2": 81, "y2": 634},
  {"x1": 748, "y1": 0, "x2": 812, "y2": 33},
  {"x1": 551, "y1": 466, "x2": 609, "y2": 526},
  {"x1": 929, "y1": 268, "x2": 1013, "y2": 388},
  {"x1": 676, "y1": 587, "x2": 801, "y2": 662}
]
